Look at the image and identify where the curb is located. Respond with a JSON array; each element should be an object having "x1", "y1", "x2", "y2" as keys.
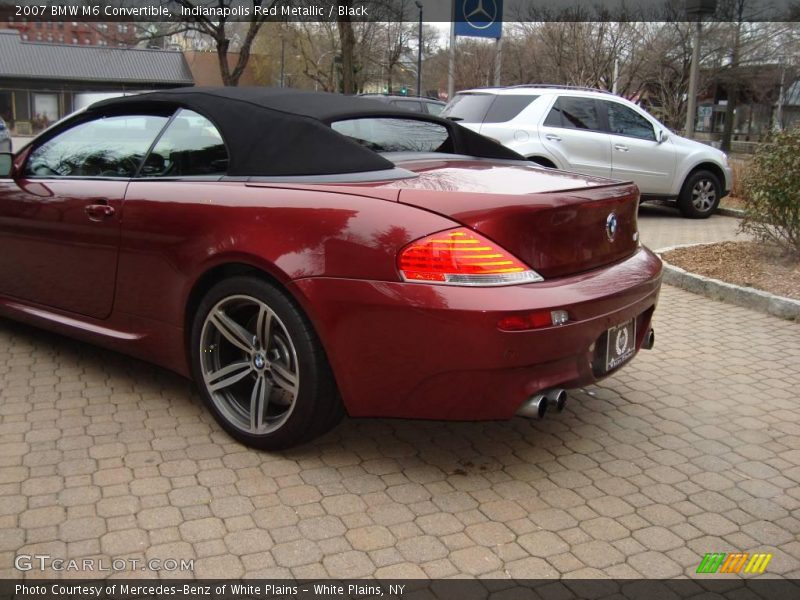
[
  {"x1": 717, "y1": 206, "x2": 745, "y2": 218},
  {"x1": 656, "y1": 243, "x2": 800, "y2": 322}
]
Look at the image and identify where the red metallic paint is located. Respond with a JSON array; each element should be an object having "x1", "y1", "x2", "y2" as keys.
[
  {"x1": 0, "y1": 151, "x2": 662, "y2": 421},
  {"x1": 292, "y1": 247, "x2": 660, "y2": 419}
]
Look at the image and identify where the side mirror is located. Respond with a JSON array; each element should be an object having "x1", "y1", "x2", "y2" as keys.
[
  {"x1": 657, "y1": 130, "x2": 669, "y2": 144},
  {"x1": 0, "y1": 153, "x2": 13, "y2": 177}
]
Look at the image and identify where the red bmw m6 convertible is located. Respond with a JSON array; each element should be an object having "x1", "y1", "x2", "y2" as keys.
[{"x1": 0, "y1": 88, "x2": 661, "y2": 449}]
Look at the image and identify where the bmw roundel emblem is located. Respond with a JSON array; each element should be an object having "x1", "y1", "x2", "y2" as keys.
[{"x1": 606, "y1": 212, "x2": 618, "y2": 242}]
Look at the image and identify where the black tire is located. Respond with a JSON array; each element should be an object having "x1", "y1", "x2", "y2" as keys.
[
  {"x1": 677, "y1": 169, "x2": 722, "y2": 219},
  {"x1": 190, "y1": 276, "x2": 343, "y2": 450}
]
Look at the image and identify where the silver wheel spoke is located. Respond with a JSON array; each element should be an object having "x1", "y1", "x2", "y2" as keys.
[
  {"x1": 271, "y1": 362, "x2": 298, "y2": 393},
  {"x1": 205, "y1": 361, "x2": 253, "y2": 392},
  {"x1": 200, "y1": 294, "x2": 300, "y2": 436},
  {"x1": 250, "y1": 374, "x2": 271, "y2": 432},
  {"x1": 256, "y1": 305, "x2": 273, "y2": 351},
  {"x1": 210, "y1": 309, "x2": 254, "y2": 353}
]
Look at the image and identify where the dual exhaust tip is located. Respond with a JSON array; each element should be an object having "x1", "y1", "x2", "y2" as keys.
[
  {"x1": 518, "y1": 329, "x2": 655, "y2": 420},
  {"x1": 517, "y1": 388, "x2": 567, "y2": 420}
]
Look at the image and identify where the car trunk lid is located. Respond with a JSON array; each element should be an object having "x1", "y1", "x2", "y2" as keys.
[{"x1": 383, "y1": 158, "x2": 640, "y2": 279}]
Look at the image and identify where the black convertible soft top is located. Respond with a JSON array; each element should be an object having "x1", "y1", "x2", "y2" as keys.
[{"x1": 90, "y1": 87, "x2": 523, "y2": 177}]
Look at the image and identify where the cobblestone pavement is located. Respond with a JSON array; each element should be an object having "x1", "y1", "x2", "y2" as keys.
[
  {"x1": 638, "y1": 204, "x2": 747, "y2": 251},
  {"x1": 1, "y1": 212, "x2": 798, "y2": 580}
]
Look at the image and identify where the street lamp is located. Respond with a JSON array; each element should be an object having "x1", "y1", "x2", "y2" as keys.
[{"x1": 415, "y1": 1, "x2": 423, "y2": 97}]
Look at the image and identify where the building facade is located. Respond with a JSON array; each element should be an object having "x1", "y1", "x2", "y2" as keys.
[{"x1": 0, "y1": 29, "x2": 193, "y2": 133}]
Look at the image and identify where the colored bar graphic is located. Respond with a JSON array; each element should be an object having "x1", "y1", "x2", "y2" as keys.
[
  {"x1": 697, "y1": 553, "x2": 726, "y2": 573},
  {"x1": 697, "y1": 552, "x2": 772, "y2": 574},
  {"x1": 745, "y1": 553, "x2": 773, "y2": 574}
]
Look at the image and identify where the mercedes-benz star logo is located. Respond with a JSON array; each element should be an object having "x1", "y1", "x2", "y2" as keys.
[
  {"x1": 463, "y1": 0, "x2": 498, "y2": 29},
  {"x1": 606, "y1": 212, "x2": 618, "y2": 242}
]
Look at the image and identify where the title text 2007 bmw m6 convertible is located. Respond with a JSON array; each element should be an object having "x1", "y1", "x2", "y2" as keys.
[{"x1": 0, "y1": 88, "x2": 662, "y2": 449}]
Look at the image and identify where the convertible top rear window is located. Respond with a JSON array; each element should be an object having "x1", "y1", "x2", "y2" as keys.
[{"x1": 331, "y1": 118, "x2": 451, "y2": 154}]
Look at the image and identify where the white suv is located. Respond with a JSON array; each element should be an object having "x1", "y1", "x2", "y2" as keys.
[{"x1": 442, "y1": 86, "x2": 733, "y2": 219}]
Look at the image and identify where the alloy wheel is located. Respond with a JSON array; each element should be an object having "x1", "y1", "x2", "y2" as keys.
[
  {"x1": 691, "y1": 179, "x2": 717, "y2": 213},
  {"x1": 199, "y1": 295, "x2": 299, "y2": 435}
]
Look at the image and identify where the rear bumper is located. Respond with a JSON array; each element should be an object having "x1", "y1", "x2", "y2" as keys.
[{"x1": 291, "y1": 246, "x2": 662, "y2": 420}]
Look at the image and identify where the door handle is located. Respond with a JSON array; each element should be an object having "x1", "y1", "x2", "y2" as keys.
[
  {"x1": 85, "y1": 200, "x2": 115, "y2": 221},
  {"x1": 614, "y1": 144, "x2": 629, "y2": 152},
  {"x1": 545, "y1": 134, "x2": 562, "y2": 142}
]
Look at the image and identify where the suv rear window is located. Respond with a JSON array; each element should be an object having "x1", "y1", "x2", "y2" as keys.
[
  {"x1": 441, "y1": 93, "x2": 495, "y2": 123},
  {"x1": 442, "y1": 93, "x2": 537, "y2": 124},
  {"x1": 484, "y1": 95, "x2": 538, "y2": 123}
]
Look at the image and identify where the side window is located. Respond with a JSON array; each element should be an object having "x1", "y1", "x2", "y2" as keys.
[
  {"x1": 605, "y1": 102, "x2": 656, "y2": 141},
  {"x1": 543, "y1": 100, "x2": 564, "y2": 127},
  {"x1": 25, "y1": 114, "x2": 168, "y2": 178},
  {"x1": 391, "y1": 100, "x2": 424, "y2": 113},
  {"x1": 543, "y1": 97, "x2": 601, "y2": 131},
  {"x1": 483, "y1": 95, "x2": 538, "y2": 123},
  {"x1": 424, "y1": 102, "x2": 444, "y2": 116},
  {"x1": 141, "y1": 109, "x2": 228, "y2": 177}
]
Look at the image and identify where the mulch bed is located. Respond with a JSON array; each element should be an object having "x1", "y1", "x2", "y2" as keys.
[
  {"x1": 662, "y1": 241, "x2": 800, "y2": 301},
  {"x1": 720, "y1": 195, "x2": 746, "y2": 210}
]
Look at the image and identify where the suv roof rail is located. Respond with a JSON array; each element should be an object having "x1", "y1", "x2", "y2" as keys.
[
  {"x1": 359, "y1": 93, "x2": 444, "y2": 101},
  {"x1": 501, "y1": 84, "x2": 614, "y2": 95}
]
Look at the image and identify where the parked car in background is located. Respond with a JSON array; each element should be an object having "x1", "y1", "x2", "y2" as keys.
[
  {"x1": 0, "y1": 87, "x2": 661, "y2": 449},
  {"x1": 442, "y1": 86, "x2": 733, "y2": 219},
  {"x1": 0, "y1": 117, "x2": 10, "y2": 152},
  {"x1": 359, "y1": 93, "x2": 446, "y2": 115}
]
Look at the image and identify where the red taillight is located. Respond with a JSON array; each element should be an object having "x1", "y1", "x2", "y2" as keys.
[{"x1": 398, "y1": 227, "x2": 543, "y2": 286}]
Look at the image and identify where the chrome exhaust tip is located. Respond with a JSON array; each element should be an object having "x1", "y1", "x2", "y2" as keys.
[
  {"x1": 546, "y1": 388, "x2": 567, "y2": 413},
  {"x1": 516, "y1": 394, "x2": 548, "y2": 419},
  {"x1": 642, "y1": 329, "x2": 655, "y2": 350}
]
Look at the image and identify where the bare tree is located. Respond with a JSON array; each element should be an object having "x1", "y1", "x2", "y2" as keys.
[{"x1": 126, "y1": 0, "x2": 277, "y2": 86}]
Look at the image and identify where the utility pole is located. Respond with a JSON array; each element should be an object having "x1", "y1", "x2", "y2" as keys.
[
  {"x1": 684, "y1": 20, "x2": 702, "y2": 137},
  {"x1": 685, "y1": 0, "x2": 716, "y2": 138},
  {"x1": 775, "y1": 56, "x2": 786, "y2": 131},
  {"x1": 493, "y1": 37, "x2": 503, "y2": 87},
  {"x1": 447, "y1": 19, "x2": 456, "y2": 99},
  {"x1": 279, "y1": 31, "x2": 286, "y2": 88},
  {"x1": 415, "y1": 1, "x2": 423, "y2": 97}
]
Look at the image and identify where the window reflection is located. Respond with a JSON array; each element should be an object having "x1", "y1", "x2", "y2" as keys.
[
  {"x1": 26, "y1": 115, "x2": 168, "y2": 178},
  {"x1": 331, "y1": 118, "x2": 450, "y2": 153},
  {"x1": 141, "y1": 110, "x2": 228, "y2": 177}
]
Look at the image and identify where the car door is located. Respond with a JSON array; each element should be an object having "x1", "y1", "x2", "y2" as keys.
[
  {"x1": 115, "y1": 109, "x2": 230, "y2": 318},
  {"x1": 601, "y1": 100, "x2": 676, "y2": 195},
  {"x1": 538, "y1": 96, "x2": 612, "y2": 179},
  {"x1": 0, "y1": 112, "x2": 169, "y2": 318}
]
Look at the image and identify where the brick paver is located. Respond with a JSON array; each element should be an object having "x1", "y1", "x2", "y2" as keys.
[
  {"x1": 638, "y1": 204, "x2": 746, "y2": 250},
  {"x1": 1, "y1": 212, "x2": 799, "y2": 579}
]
